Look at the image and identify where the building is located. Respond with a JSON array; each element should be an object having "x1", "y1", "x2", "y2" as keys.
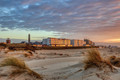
[
  {"x1": 84, "y1": 39, "x2": 95, "y2": 46},
  {"x1": 31, "y1": 41, "x2": 42, "y2": 47},
  {"x1": 42, "y1": 38, "x2": 72, "y2": 47},
  {"x1": 28, "y1": 34, "x2": 30, "y2": 44},
  {"x1": 33, "y1": 41, "x2": 41, "y2": 45},
  {"x1": 21, "y1": 41, "x2": 26, "y2": 44},
  {"x1": 71, "y1": 40, "x2": 86, "y2": 47},
  {"x1": 6, "y1": 38, "x2": 11, "y2": 44},
  {"x1": 42, "y1": 38, "x2": 95, "y2": 47},
  {"x1": 42, "y1": 39, "x2": 48, "y2": 45}
]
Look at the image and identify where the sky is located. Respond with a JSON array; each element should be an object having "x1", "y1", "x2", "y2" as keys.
[{"x1": 0, "y1": 0, "x2": 120, "y2": 46}]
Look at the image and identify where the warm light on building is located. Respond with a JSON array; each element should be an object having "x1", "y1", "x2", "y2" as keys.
[
  {"x1": 42, "y1": 38, "x2": 94, "y2": 47},
  {"x1": 71, "y1": 40, "x2": 86, "y2": 47},
  {"x1": 84, "y1": 39, "x2": 95, "y2": 46},
  {"x1": 43, "y1": 38, "x2": 72, "y2": 47}
]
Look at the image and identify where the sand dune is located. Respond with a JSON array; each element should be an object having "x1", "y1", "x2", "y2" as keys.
[{"x1": 0, "y1": 48, "x2": 120, "y2": 80}]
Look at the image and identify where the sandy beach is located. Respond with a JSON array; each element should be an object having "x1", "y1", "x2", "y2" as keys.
[{"x1": 0, "y1": 48, "x2": 120, "y2": 80}]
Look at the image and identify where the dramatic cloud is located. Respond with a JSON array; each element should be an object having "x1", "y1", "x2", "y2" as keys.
[
  {"x1": 0, "y1": 29, "x2": 8, "y2": 31},
  {"x1": 0, "y1": 0, "x2": 120, "y2": 43}
]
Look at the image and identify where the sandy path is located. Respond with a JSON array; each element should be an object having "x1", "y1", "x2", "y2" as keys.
[{"x1": 26, "y1": 57, "x2": 84, "y2": 80}]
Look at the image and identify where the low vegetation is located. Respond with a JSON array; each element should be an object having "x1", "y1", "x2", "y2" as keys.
[
  {"x1": 7, "y1": 43, "x2": 26, "y2": 50},
  {"x1": 0, "y1": 57, "x2": 43, "y2": 80},
  {"x1": 109, "y1": 56, "x2": 120, "y2": 67},
  {"x1": 0, "y1": 43, "x2": 7, "y2": 48},
  {"x1": 84, "y1": 49, "x2": 114, "y2": 71},
  {"x1": 25, "y1": 44, "x2": 36, "y2": 52},
  {"x1": 0, "y1": 57, "x2": 26, "y2": 69},
  {"x1": 24, "y1": 51, "x2": 33, "y2": 57}
]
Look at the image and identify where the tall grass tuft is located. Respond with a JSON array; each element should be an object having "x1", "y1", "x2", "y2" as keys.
[
  {"x1": 0, "y1": 57, "x2": 26, "y2": 69},
  {"x1": 109, "y1": 56, "x2": 120, "y2": 67},
  {"x1": 0, "y1": 57, "x2": 43, "y2": 79},
  {"x1": 84, "y1": 49, "x2": 114, "y2": 71}
]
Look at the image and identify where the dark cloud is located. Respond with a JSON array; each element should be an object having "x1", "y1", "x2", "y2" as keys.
[
  {"x1": 0, "y1": 0, "x2": 120, "y2": 40},
  {"x1": 0, "y1": 29, "x2": 8, "y2": 31}
]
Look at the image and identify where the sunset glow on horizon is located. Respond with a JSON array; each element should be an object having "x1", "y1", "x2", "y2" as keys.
[
  {"x1": 0, "y1": 0, "x2": 120, "y2": 46},
  {"x1": 104, "y1": 39, "x2": 120, "y2": 43}
]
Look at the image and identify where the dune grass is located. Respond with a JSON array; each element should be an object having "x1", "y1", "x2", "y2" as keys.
[
  {"x1": 84, "y1": 49, "x2": 114, "y2": 71},
  {"x1": 0, "y1": 57, "x2": 43, "y2": 79},
  {"x1": 109, "y1": 56, "x2": 120, "y2": 67},
  {"x1": 0, "y1": 57, "x2": 26, "y2": 68}
]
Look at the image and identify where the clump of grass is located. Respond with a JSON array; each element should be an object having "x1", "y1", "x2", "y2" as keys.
[
  {"x1": 84, "y1": 49, "x2": 114, "y2": 71},
  {"x1": 109, "y1": 56, "x2": 116, "y2": 60},
  {"x1": 0, "y1": 57, "x2": 26, "y2": 69},
  {"x1": 4, "y1": 51, "x2": 9, "y2": 54},
  {"x1": 10, "y1": 68, "x2": 25, "y2": 77},
  {"x1": 24, "y1": 53, "x2": 32, "y2": 57},
  {"x1": 25, "y1": 44, "x2": 35, "y2": 52},
  {"x1": 109, "y1": 56, "x2": 120, "y2": 67},
  {"x1": 0, "y1": 57, "x2": 43, "y2": 79},
  {"x1": 24, "y1": 51, "x2": 34, "y2": 58}
]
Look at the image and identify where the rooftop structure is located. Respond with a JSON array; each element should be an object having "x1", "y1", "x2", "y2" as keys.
[
  {"x1": 6, "y1": 38, "x2": 11, "y2": 44},
  {"x1": 84, "y1": 39, "x2": 95, "y2": 46}
]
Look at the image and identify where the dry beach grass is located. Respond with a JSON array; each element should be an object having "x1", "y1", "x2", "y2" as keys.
[
  {"x1": 0, "y1": 57, "x2": 43, "y2": 80},
  {"x1": 109, "y1": 55, "x2": 120, "y2": 67},
  {"x1": 84, "y1": 49, "x2": 114, "y2": 71},
  {"x1": 0, "y1": 48, "x2": 120, "y2": 80}
]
